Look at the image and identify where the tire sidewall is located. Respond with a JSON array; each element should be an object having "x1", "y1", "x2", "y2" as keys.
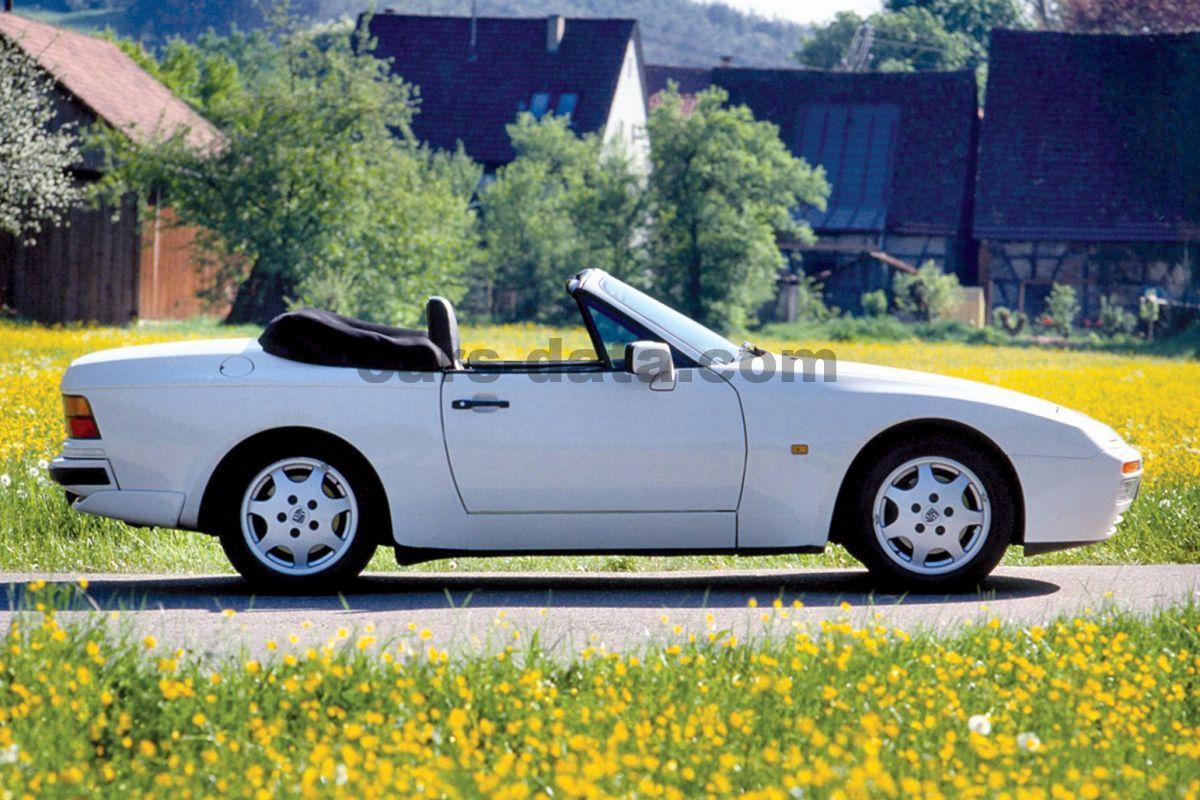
[
  {"x1": 853, "y1": 436, "x2": 1015, "y2": 591},
  {"x1": 217, "y1": 443, "x2": 380, "y2": 593}
]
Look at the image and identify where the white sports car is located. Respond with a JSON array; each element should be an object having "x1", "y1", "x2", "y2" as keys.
[{"x1": 51, "y1": 269, "x2": 1142, "y2": 591}]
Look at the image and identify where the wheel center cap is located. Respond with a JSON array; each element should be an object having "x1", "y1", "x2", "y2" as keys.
[
  {"x1": 292, "y1": 508, "x2": 307, "y2": 524},
  {"x1": 923, "y1": 508, "x2": 940, "y2": 523}
]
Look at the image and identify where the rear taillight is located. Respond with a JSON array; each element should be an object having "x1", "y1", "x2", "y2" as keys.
[{"x1": 63, "y1": 395, "x2": 101, "y2": 439}]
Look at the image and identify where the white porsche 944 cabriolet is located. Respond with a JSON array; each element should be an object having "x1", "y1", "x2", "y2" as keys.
[{"x1": 51, "y1": 269, "x2": 1142, "y2": 591}]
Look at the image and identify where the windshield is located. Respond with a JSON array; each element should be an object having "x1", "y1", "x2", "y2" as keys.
[{"x1": 597, "y1": 276, "x2": 737, "y2": 365}]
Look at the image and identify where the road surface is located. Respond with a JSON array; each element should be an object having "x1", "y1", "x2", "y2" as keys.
[{"x1": 1, "y1": 565, "x2": 1196, "y2": 657}]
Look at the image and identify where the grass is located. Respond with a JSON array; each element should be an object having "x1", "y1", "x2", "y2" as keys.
[
  {"x1": 2, "y1": 583, "x2": 1198, "y2": 797},
  {"x1": 1, "y1": 318, "x2": 1198, "y2": 573}
]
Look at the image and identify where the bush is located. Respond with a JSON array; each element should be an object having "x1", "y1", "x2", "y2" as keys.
[
  {"x1": 861, "y1": 289, "x2": 888, "y2": 318},
  {"x1": 1044, "y1": 283, "x2": 1080, "y2": 338},
  {"x1": 1099, "y1": 294, "x2": 1137, "y2": 338},
  {"x1": 991, "y1": 306, "x2": 1027, "y2": 336},
  {"x1": 891, "y1": 261, "x2": 960, "y2": 322}
]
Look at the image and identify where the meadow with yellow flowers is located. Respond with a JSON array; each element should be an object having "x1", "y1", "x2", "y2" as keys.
[
  {"x1": 1, "y1": 582, "x2": 1197, "y2": 798},
  {"x1": 0, "y1": 319, "x2": 1197, "y2": 571}
]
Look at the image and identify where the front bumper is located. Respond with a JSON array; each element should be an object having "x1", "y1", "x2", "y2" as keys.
[{"x1": 1018, "y1": 440, "x2": 1142, "y2": 555}]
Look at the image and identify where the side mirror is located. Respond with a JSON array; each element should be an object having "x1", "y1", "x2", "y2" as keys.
[{"x1": 624, "y1": 341, "x2": 676, "y2": 391}]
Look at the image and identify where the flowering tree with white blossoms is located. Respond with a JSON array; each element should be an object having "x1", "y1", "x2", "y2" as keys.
[{"x1": 0, "y1": 38, "x2": 80, "y2": 243}]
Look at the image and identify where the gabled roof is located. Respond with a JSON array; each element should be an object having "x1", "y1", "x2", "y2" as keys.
[
  {"x1": 976, "y1": 28, "x2": 1200, "y2": 241},
  {"x1": 713, "y1": 68, "x2": 978, "y2": 236},
  {"x1": 0, "y1": 13, "x2": 218, "y2": 151},
  {"x1": 366, "y1": 13, "x2": 641, "y2": 167}
]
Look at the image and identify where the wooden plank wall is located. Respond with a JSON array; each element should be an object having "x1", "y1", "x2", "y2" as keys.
[
  {"x1": 0, "y1": 197, "x2": 140, "y2": 325},
  {"x1": 138, "y1": 205, "x2": 228, "y2": 319},
  {"x1": 0, "y1": 199, "x2": 228, "y2": 323}
]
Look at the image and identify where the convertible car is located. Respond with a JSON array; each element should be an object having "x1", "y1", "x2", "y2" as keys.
[{"x1": 51, "y1": 269, "x2": 1142, "y2": 591}]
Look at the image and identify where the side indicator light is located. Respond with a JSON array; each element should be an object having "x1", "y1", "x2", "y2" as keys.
[
  {"x1": 1122, "y1": 460, "x2": 1141, "y2": 475},
  {"x1": 63, "y1": 394, "x2": 101, "y2": 440},
  {"x1": 791, "y1": 444, "x2": 809, "y2": 455}
]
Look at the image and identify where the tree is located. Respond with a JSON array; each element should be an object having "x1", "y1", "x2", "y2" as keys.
[
  {"x1": 646, "y1": 87, "x2": 829, "y2": 331},
  {"x1": 795, "y1": 8, "x2": 973, "y2": 73},
  {"x1": 0, "y1": 38, "x2": 81, "y2": 243},
  {"x1": 1044, "y1": 283, "x2": 1079, "y2": 338},
  {"x1": 887, "y1": 0, "x2": 1027, "y2": 62},
  {"x1": 1055, "y1": 0, "x2": 1200, "y2": 32},
  {"x1": 98, "y1": 12, "x2": 480, "y2": 324},
  {"x1": 892, "y1": 261, "x2": 961, "y2": 322},
  {"x1": 479, "y1": 114, "x2": 645, "y2": 323}
]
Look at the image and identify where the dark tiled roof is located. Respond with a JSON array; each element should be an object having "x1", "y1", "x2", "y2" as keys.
[
  {"x1": 976, "y1": 28, "x2": 1200, "y2": 241},
  {"x1": 713, "y1": 68, "x2": 979, "y2": 236},
  {"x1": 366, "y1": 13, "x2": 640, "y2": 167},
  {"x1": 0, "y1": 14, "x2": 218, "y2": 150},
  {"x1": 644, "y1": 64, "x2": 714, "y2": 96}
]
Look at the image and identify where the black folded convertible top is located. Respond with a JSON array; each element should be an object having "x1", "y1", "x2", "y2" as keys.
[{"x1": 258, "y1": 308, "x2": 451, "y2": 371}]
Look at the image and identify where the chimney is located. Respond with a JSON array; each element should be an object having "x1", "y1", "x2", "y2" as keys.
[
  {"x1": 719, "y1": 55, "x2": 733, "y2": 68},
  {"x1": 546, "y1": 14, "x2": 565, "y2": 53}
]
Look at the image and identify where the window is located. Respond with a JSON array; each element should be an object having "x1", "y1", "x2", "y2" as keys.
[
  {"x1": 555, "y1": 93, "x2": 578, "y2": 117},
  {"x1": 530, "y1": 92, "x2": 551, "y2": 119},
  {"x1": 580, "y1": 296, "x2": 697, "y2": 369}
]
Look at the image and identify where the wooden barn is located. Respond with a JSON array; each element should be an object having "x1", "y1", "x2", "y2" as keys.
[
  {"x1": 975, "y1": 29, "x2": 1200, "y2": 320},
  {"x1": 0, "y1": 13, "x2": 222, "y2": 324}
]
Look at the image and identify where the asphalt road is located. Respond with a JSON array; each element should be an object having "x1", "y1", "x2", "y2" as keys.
[{"x1": 1, "y1": 565, "x2": 1196, "y2": 657}]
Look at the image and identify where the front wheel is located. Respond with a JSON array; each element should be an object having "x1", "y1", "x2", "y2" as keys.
[
  {"x1": 848, "y1": 437, "x2": 1016, "y2": 590},
  {"x1": 217, "y1": 447, "x2": 379, "y2": 592}
]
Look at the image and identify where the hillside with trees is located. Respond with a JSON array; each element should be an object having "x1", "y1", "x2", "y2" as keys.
[{"x1": 13, "y1": 0, "x2": 806, "y2": 66}]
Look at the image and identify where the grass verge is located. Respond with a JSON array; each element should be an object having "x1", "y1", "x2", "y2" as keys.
[{"x1": 2, "y1": 584, "x2": 1198, "y2": 797}]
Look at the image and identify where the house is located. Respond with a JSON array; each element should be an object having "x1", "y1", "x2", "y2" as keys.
[
  {"x1": 975, "y1": 29, "x2": 1200, "y2": 320},
  {"x1": 0, "y1": 13, "x2": 221, "y2": 324},
  {"x1": 647, "y1": 66, "x2": 981, "y2": 317},
  {"x1": 363, "y1": 12, "x2": 650, "y2": 171}
]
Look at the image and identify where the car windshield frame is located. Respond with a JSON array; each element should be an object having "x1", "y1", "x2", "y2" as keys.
[{"x1": 581, "y1": 273, "x2": 738, "y2": 366}]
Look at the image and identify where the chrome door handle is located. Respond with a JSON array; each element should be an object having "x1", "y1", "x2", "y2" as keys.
[{"x1": 451, "y1": 399, "x2": 510, "y2": 410}]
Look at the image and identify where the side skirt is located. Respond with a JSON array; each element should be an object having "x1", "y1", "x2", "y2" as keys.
[{"x1": 393, "y1": 545, "x2": 826, "y2": 567}]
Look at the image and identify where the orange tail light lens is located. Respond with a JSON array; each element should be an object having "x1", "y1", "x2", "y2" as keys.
[{"x1": 63, "y1": 395, "x2": 101, "y2": 439}]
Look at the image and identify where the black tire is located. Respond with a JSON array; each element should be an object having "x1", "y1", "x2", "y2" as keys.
[
  {"x1": 215, "y1": 442, "x2": 380, "y2": 593},
  {"x1": 847, "y1": 435, "x2": 1016, "y2": 591}
]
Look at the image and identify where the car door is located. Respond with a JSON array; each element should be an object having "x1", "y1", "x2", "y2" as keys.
[
  {"x1": 441, "y1": 292, "x2": 746, "y2": 518},
  {"x1": 441, "y1": 364, "x2": 745, "y2": 515}
]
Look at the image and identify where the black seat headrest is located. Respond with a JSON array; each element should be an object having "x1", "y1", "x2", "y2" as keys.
[{"x1": 426, "y1": 297, "x2": 461, "y2": 368}]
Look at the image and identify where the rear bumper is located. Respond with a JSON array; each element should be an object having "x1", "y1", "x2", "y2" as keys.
[
  {"x1": 51, "y1": 454, "x2": 184, "y2": 528},
  {"x1": 49, "y1": 456, "x2": 116, "y2": 493},
  {"x1": 73, "y1": 490, "x2": 185, "y2": 528}
]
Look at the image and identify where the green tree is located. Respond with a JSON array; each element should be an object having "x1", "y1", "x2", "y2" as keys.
[
  {"x1": 0, "y1": 38, "x2": 81, "y2": 243},
  {"x1": 479, "y1": 113, "x2": 645, "y2": 323},
  {"x1": 97, "y1": 13, "x2": 479, "y2": 324},
  {"x1": 795, "y1": 8, "x2": 973, "y2": 72},
  {"x1": 646, "y1": 87, "x2": 829, "y2": 331},
  {"x1": 887, "y1": 0, "x2": 1027, "y2": 63},
  {"x1": 1044, "y1": 283, "x2": 1079, "y2": 338},
  {"x1": 892, "y1": 261, "x2": 961, "y2": 322}
]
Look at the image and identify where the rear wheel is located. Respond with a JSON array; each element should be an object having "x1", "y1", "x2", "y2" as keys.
[
  {"x1": 217, "y1": 446, "x2": 379, "y2": 592},
  {"x1": 849, "y1": 436, "x2": 1015, "y2": 590}
]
